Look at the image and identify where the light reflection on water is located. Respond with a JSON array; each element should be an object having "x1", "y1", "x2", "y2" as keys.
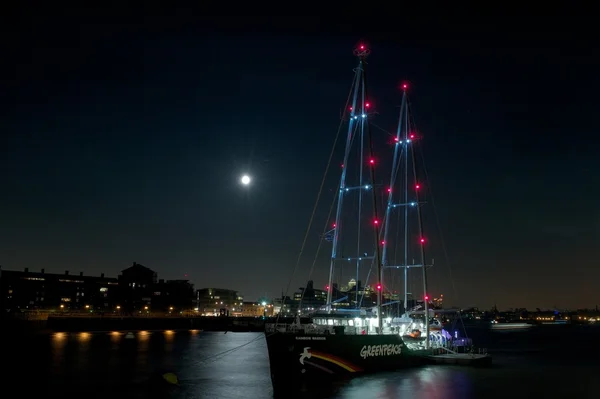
[
  {"x1": 78, "y1": 332, "x2": 91, "y2": 342},
  {"x1": 11, "y1": 329, "x2": 600, "y2": 398},
  {"x1": 334, "y1": 367, "x2": 474, "y2": 399}
]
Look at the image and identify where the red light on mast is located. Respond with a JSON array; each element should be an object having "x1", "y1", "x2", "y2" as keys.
[
  {"x1": 369, "y1": 159, "x2": 374, "y2": 165},
  {"x1": 424, "y1": 295, "x2": 429, "y2": 301},
  {"x1": 420, "y1": 237, "x2": 425, "y2": 244},
  {"x1": 326, "y1": 285, "x2": 330, "y2": 291},
  {"x1": 373, "y1": 219, "x2": 379, "y2": 225},
  {"x1": 402, "y1": 83, "x2": 408, "y2": 90},
  {"x1": 415, "y1": 184, "x2": 420, "y2": 190},
  {"x1": 354, "y1": 43, "x2": 370, "y2": 57},
  {"x1": 365, "y1": 102, "x2": 370, "y2": 108},
  {"x1": 409, "y1": 134, "x2": 415, "y2": 139},
  {"x1": 376, "y1": 283, "x2": 382, "y2": 291},
  {"x1": 332, "y1": 223, "x2": 336, "y2": 228}
]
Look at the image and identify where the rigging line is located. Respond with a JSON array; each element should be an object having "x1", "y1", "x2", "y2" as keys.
[
  {"x1": 407, "y1": 100, "x2": 468, "y2": 338},
  {"x1": 211, "y1": 75, "x2": 357, "y2": 362},
  {"x1": 390, "y1": 187, "x2": 403, "y2": 313},
  {"x1": 406, "y1": 99, "x2": 459, "y2": 303},
  {"x1": 337, "y1": 121, "x2": 361, "y2": 260},
  {"x1": 303, "y1": 186, "x2": 337, "y2": 290},
  {"x1": 190, "y1": 78, "x2": 361, "y2": 369},
  {"x1": 371, "y1": 122, "x2": 396, "y2": 139},
  {"x1": 358, "y1": 60, "x2": 384, "y2": 313},
  {"x1": 358, "y1": 256, "x2": 376, "y2": 308},
  {"x1": 300, "y1": 116, "x2": 360, "y2": 313},
  {"x1": 282, "y1": 75, "x2": 357, "y2": 322},
  {"x1": 188, "y1": 333, "x2": 265, "y2": 367}
]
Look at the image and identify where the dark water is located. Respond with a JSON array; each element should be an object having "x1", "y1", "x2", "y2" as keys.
[{"x1": 3, "y1": 326, "x2": 598, "y2": 398}]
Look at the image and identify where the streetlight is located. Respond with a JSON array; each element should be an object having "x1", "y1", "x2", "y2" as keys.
[{"x1": 261, "y1": 301, "x2": 267, "y2": 318}]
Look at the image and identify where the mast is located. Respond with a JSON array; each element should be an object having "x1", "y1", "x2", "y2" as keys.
[
  {"x1": 380, "y1": 90, "x2": 407, "y2": 311},
  {"x1": 326, "y1": 44, "x2": 370, "y2": 311},
  {"x1": 409, "y1": 103, "x2": 431, "y2": 349},
  {"x1": 360, "y1": 47, "x2": 384, "y2": 335},
  {"x1": 380, "y1": 85, "x2": 431, "y2": 348},
  {"x1": 402, "y1": 93, "x2": 409, "y2": 315}
]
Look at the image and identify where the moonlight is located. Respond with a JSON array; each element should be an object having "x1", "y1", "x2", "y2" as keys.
[{"x1": 240, "y1": 175, "x2": 251, "y2": 185}]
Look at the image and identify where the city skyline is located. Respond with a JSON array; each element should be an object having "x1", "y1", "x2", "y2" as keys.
[{"x1": 1, "y1": 16, "x2": 599, "y2": 309}]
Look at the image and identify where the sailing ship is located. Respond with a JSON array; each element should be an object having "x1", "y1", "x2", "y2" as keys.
[{"x1": 265, "y1": 43, "x2": 488, "y2": 393}]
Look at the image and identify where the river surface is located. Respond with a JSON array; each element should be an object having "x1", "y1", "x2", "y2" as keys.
[{"x1": 4, "y1": 326, "x2": 598, "y2": 398}]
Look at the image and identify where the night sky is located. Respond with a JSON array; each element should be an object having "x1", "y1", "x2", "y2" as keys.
[{"x1": 2, "y1": 13, "x2": 598, "y2": 309}]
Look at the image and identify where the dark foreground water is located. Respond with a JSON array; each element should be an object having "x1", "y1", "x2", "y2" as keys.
[{"x1": 3, "y1": 326, "x2": 598, "y2": 398}]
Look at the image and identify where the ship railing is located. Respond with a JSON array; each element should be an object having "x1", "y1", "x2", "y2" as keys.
[
  {"x1": 266, "y1": 322, "x2": 431, "y2": 336},
  {"x1": 436, "y1": 346, "x2": 459, "y2": 355},
  {"x1": 266, "y1": 323, "x2": 371, "y2": 335}
]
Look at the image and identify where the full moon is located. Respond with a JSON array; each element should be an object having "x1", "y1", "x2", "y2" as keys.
[{"x1": 240, "y1": 175, "x2": 251, "y2": 185}]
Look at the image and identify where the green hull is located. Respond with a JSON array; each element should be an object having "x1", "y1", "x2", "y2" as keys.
[{"x1": 265, "y1": 331, "x2": 430, "y2": 393}]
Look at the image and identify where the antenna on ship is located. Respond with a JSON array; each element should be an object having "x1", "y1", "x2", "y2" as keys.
[{"x1": 380, "y1": 83, "x2": 431, "y2": 348}]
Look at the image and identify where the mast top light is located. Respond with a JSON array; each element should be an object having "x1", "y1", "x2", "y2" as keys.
[{"x1": 354, "y1": 43, "x2": 370, "y2": 57}]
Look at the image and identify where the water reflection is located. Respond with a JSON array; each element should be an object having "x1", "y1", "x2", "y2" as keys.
[
  {"x1": 110, "y1": 331, "x2": 121, "y2": 343},
  {"x1": 78, "y1": 332, "x2": 91, "y2": 343},
  {"x1": 334, "y1": 367, "x2": 474, "y2": 399},
  {"x1": 137, "y1": 331, "x2": 150, "y2": 353},
  {"x1": 51, "y1": 332, "x2": 67, "y2": 350},
  {"x1": 8, "y1": 330, "x2": 599, "y2": 398},
  {"x1": 52, "y1": 332, "x2": 67, "y2": 340}
]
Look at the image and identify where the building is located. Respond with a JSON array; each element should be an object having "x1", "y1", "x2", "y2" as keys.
[
  {"x1": 241, "y1": 301, "x2": 273, "y2": 317},
  {"x1": 1, "y1": 263, "x2": 229, "y2": 317},
  {"x1": 153, "y1": 279, "x2": 195, "y2": 312},
  {"x1": 0, "y1": 267, "x2": 118, "y2": 312},
  {"x1": 272, "y1": 296, "x2": 291, "y2": 315},
  {"x1": 117, "y1": 262, "x2": 157, "y2": 312},
  {"x1": 285, "y1": 280, "x2": 328, "y2": 315},
  {"x1": 196, "y1": 288, "x2": 243, "y2": 316}
]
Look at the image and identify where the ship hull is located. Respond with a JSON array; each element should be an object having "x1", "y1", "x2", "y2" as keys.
[{"x1": 265, "y1": 332, "x2": 429, "y2": 394}]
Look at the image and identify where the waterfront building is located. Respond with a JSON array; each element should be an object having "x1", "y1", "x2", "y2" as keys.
[
  {"x1": 0, "y1": 267, "x2": 118, "y2": 312},
  {"x1": 153, "y1": 279, "x2": 195, "y2": 313},
  {"x1": 117, "y1": 262, "x2": 157, "y2": 312},
  {"x1": 195, "y1": 288, "x2": 243, "y2": 316}
]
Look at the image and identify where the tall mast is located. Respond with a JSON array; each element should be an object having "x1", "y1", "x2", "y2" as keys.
[
  {"x1": 360, "y1": 48, "x2": 384, "y2": 335},
  {"x1": 402, "y1": 92, "x2": 409, "y2": 315},
  {"x1": 381, "y1": 85, "x2": 431, "y2": 348},
  {"x1": 409, "y1": 103, "x2": 430, "y2": 349},
  {"x1": 326, "y1": 44, "x2": 370, "y2": 311},
  {"x1": 381, "y1": 90, "x2": 407, "y2": 311}
]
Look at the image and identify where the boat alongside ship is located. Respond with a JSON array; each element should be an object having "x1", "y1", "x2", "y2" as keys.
[
  {"x1": 490, "y1": 320, "x2": 534, "y2": 331},
  {"x1": 264, "y1": 43, "x2": 490, "y2": 394}
]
